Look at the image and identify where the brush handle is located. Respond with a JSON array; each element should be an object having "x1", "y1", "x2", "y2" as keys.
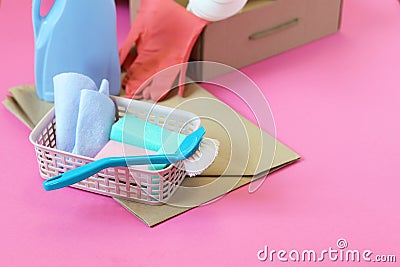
[
  {"x1": 43, "y1": 126, "x2": 205, "y2": 191},
  {"x1": 43, "y1": 154, "x2": 180, "y2": 191},
  {"x1": 43, "y1": 157, "x2": 125, "y2": 191}
]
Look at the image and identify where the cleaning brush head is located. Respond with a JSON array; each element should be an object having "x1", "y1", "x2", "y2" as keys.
[{"x1": 184, "y1": 137, "x2": 220, "y2": 177}]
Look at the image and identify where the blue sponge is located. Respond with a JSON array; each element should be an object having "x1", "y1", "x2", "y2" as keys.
[{"x1": 110, "y1": 114, "x2": 187, "y2": 170}]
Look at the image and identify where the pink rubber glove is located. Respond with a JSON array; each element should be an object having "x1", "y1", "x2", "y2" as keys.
[{"x1": 119, "y1": 0, "x2": 209, "y2": 101}]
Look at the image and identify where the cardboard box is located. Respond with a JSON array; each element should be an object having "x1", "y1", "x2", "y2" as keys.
[{"x1": 129, "y1": 0, "x2": 343, "y2": 79}]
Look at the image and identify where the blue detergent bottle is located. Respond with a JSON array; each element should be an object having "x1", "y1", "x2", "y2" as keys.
[{"x1": 32, "y1": 0, "x2": 121, "y2": 102}]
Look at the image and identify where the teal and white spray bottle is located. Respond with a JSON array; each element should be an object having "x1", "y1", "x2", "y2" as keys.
[{"x1": 32, "y1": 0, "x2": 121, "y2": 102}]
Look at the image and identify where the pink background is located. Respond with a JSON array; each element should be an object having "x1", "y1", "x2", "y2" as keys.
[{"x1": 1, "y1": 0, "x2": 399, "y2": 266}]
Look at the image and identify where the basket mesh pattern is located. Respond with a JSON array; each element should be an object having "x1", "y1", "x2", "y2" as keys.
[{"x1": 31, "y1": 98, "x2": 199, "y2": 205}]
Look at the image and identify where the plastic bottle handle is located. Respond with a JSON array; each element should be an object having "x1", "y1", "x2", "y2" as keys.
[{"x1": 32, "y1": 0, "x2": 45, "y2": 39}]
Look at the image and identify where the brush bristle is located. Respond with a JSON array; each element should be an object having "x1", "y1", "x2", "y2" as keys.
[{"x1": 184, "y1": 138, "x2": 220, "y2": 177}]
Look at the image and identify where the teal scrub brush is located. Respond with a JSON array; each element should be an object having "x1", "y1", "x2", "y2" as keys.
[{"x1": 43, "y1": 126, "x2": 217, "y2": 191}]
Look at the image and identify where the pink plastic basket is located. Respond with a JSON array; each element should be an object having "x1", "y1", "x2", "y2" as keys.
[{"x1": 29, "y1": 96, "x2": 200, "y2": 205}]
